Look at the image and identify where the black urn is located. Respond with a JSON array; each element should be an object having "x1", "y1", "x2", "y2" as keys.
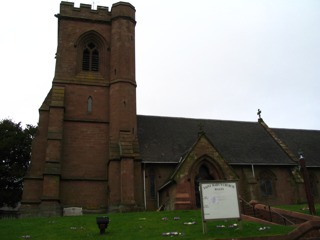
[{"x1": 96, "y1": 216, "x2": 109, "y2": 235}]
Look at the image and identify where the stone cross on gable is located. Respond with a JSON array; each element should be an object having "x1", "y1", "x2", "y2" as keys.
[{"x1": 257, "y1": 109, "x2": 262, "y2": 119}]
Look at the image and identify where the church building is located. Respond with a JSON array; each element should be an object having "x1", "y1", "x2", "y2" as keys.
[{"x1": 20, "y1": 1, "x2": 320, "y2": 216}]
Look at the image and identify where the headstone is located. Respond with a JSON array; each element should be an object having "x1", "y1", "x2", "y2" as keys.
[{"x1": 63, "y1": 207, "x2": 83, "y2": 216}]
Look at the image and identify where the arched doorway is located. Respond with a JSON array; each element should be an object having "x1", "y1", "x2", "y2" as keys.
[{"x1": 194, "y1": 165, "x2": 214, "y2": 208}]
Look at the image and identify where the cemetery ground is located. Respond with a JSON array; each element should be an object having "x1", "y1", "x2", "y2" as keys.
[{"x1": 0, "y1": 209, "x2": 302, "y2": 240}]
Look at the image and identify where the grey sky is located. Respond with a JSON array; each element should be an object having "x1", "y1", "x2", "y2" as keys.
[{"x1": 1, "y1": 0, "x2": 319, "y2": 130}]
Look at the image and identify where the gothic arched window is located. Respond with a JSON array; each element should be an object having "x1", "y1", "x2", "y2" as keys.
[
  {"x1": 260, "y1": 179, "x2": 273, "y2": 196},
  {"x1": 259, "y1": 170, "x2": 276, "y2": 197},
  {"x1": 82, "y1": 42, "x2": 99, "y2": 71}
]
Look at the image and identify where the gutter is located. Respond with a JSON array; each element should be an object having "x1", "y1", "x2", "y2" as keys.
[
  {"x1": 141, "y1": 161, "x2": 177, "y2": 164},
  {"x1": 229, "y1": 162, "x2": 296, "y2": 166}
]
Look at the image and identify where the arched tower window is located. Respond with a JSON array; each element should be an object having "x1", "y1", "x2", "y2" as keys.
[
  {"x1": 87, "y1": 96, "x2": 93, "y2": 113},
  {"x1": 82, "y1": 42, "x2": 99, "y2": 71},
  {"x1": 75, "y1": 30, "x2": 108, "y2": 75}
]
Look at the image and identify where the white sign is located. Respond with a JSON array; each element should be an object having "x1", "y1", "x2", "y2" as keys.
[{"x1": 200, "y1": 181, "x2": 240, "y2": 221}]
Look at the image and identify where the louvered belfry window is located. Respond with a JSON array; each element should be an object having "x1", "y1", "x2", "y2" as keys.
[{"x1": 82, "y1": 42, "x2": 99, "y2": 71}]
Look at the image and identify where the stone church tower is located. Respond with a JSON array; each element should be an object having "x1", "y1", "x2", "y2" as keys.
[{"x1": 21, "y1": 1, "x2": 142, "y2": 216}]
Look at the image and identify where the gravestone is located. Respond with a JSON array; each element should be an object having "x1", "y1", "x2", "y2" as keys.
[{"x1": 63, "y1": 207, "x2": 83, "y2": 216}]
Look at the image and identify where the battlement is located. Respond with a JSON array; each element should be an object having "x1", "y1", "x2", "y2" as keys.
[{"x1": 57, "y1": 1, "x2": 135, "y2": 22}]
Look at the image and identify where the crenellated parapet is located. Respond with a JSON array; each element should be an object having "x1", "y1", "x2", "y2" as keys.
[{"x1": 56, "y1": 1, "x2": 135, "y2": 23}]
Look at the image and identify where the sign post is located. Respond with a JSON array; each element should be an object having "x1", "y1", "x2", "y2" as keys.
[{"x1": 199, "y1": 180, "x2": 240, "y2": 234}]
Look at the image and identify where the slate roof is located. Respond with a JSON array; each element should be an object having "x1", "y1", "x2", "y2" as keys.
[
  {"x1": 137, "y1": 115, "x2": 320, "y2": 167},
  {"x1": 273, "y1": 128, "x2": 320, "y2": 167}
]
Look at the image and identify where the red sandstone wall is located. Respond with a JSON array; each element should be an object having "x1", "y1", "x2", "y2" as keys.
[
  {"x1": 64, "y1": 85, "x2": 109, "y2": 121},
  {"x1": 55, "y1": 21, "x2": 111, "y2": 81},
  {"x1": 22, "y1": 2, "x2": 139, "y2": 214},
  {"x1": 61, "y1": 181, "x2": 108, "y2": 210},
  {"x1": 108, "y1": 161, "x2": 121, "y2": 208},
  {"x1": 61, "y1": 122, "x2": 108, "y2": 179},
  {"x1": 134, "y1": 161, "x2": 144, "y2": 207},
  {"x1": 27, "y1": 109, "x2": 50, "y2": 176},
  {"x1": 21, "y1": 105, "x2": 50, "y2": 203},
  {"x1": 234, "y1": 165, "x2": 305, "y2": 206},
  {"x1": 144, "y1": 163, "x2": 176, "y2": 210}
]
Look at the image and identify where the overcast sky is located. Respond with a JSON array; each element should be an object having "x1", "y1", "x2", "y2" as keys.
[{"x1": 1, "y1": 0, "x2": 319, "y2": 130}]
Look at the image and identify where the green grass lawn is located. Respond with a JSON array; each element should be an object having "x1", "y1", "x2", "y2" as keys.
[{"x1": 0, "y1": 210, "x2": 294, "y2": 240}]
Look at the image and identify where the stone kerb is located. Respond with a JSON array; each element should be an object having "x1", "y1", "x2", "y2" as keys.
[{"x1": 63, "y1": 207, "x2": 83, "y2": 216}]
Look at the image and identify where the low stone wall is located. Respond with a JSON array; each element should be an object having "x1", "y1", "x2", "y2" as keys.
[
  {"x1": 254, "y1": 204, "x2": 320, "y2": 225},
  {"x1": 238, "y1": 203, "x2": 320, "y2": 240}
]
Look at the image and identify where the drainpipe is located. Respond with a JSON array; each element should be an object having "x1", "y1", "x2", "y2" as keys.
[
  {"x1": 143, "y1": 163, "x2": 146, "y2": 210},
  {"x1": 251, "y1": 164, "x2": 255, "y2": 178}
]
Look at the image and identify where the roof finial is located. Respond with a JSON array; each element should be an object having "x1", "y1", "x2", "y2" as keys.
[{"x1": 257, "y1": 109, "x2": 262, "y2": 119}]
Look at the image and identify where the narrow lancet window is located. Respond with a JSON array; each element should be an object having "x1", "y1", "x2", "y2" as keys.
[{"x1": 87, "y1": 96, "x2": 93, "y2": 113}]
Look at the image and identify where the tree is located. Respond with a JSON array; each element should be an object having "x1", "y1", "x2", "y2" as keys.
[{"x1": 0, "y1": 119, "x2": 37, "y2": 208}]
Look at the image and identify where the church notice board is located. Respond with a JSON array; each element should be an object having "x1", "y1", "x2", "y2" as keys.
[{"x1": 199, "y1": 180, "x2": 240, "y2": 233}]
